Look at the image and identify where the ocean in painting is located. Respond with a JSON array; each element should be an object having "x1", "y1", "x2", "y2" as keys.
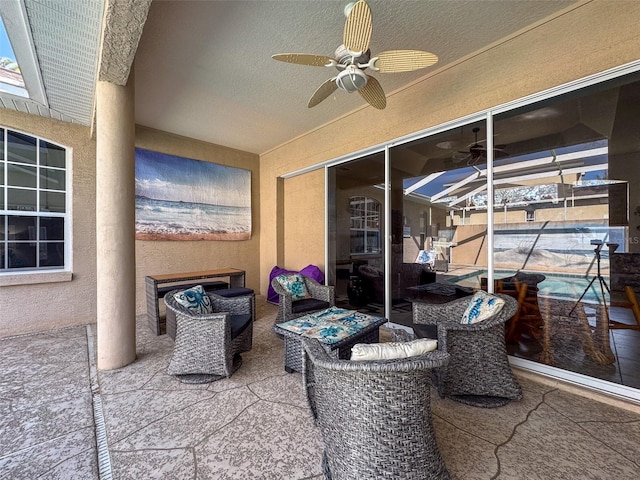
[
  {"x1": 134, "y1": 147, "x2": 252, "y2": 240},
  {"x1": 135, "y1": 195, "x2": 251, "y2": 239}
]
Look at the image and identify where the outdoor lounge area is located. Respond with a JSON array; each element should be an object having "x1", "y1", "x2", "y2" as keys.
[
  {"x1": 2, "y1": 2, "x2": 640, "y2": 478},
  {"x1": 2, "y1": 300, "x2": 640, "y2": 479}
]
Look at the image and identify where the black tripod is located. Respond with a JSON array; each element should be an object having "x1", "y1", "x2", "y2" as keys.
[{"x1": 570, "y1": 241, "x2": 610, "y2": 316}]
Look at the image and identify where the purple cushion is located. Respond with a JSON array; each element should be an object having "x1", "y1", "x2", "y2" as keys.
[{"x1": 267, "y1": 265, "x2": 325, "y2": 304}]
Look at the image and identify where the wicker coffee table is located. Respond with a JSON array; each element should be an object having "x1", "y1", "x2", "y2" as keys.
[{"x1": 273, "y1": 307, "x2": 387, "y2": 373}]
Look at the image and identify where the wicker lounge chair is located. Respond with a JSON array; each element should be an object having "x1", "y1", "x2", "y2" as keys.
[
  {"x1": 164, "y1": 288, "x2": 253, "y2": 383},
  {"x1": 302, "y1": 338, "x2": 451, "y2": 479},
  {"x1": 413, "y1": 293, "x2": 522, "y2": 407},
  {"x1": 271, "y1": 275, "x2": 335, "y2": 324}
]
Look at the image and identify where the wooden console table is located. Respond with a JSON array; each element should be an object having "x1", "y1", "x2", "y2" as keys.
[{"x1": 145, "y1": 268, "x2": 246, "y2": 335}]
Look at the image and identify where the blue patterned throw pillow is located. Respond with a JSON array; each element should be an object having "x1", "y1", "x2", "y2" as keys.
[
  {"x1": 174, "y1": 285, "x2": 213, "y2": 314},
  {"x1": 275, "y1": 273, "x2": 311, "y2": 301},
  {"x1": 461, "y1": 291, "x2": 505, "y2": 324}
]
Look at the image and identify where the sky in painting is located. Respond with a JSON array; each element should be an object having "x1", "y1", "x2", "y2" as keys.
[{"x1": 135, "y1": 148, "x2": 251, "y2": 208}]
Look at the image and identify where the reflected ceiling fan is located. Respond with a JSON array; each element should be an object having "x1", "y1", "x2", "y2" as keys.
[
  {"x1": 452, "y1": 127, "x2": 507, "y2": 165},
  {"x1": 272, "y1": 0, "x2": 439, "y2": 110}
]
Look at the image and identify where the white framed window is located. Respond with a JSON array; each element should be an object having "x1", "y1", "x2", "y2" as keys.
[
  {"x1": 525, "y1": 209, "x2": 535, "y2": 222},
  {"x1": 349, "y1": 196, "x2": 381, "y2": 254},
  {"x1": 1, "y1": 127, "x2": 67, "y2": 271}
]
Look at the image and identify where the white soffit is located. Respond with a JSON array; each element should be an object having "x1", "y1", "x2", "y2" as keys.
[{"x1": 0, "y1": 0, "x2": 104, "y2": 126}]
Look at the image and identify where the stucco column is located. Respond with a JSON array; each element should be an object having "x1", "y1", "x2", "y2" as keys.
[{"x1": 95, "y1": 74, "x2": 136, "y2": 370}]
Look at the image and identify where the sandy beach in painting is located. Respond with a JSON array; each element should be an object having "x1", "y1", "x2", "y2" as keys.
[
  {"x1": 136, "y1": 232, "x2": 250, "y2": 241},
  {"x1": 135, "y1": 195, "x2": 251, "y2": 241}
]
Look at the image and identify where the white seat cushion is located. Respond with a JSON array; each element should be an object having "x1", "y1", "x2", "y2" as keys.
[{"x1": 351, "y1": 338, "x2": 438, "y2": 361}]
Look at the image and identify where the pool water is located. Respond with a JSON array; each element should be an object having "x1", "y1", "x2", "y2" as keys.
[{"x1": 448, "y1": 269, "x2": 607, "y2": 303}]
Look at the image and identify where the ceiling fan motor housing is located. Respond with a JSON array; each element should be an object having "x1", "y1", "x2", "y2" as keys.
[
  {"x1": 334, "y1": 44, "x2": 370, "y2": 66},
  {"x1": 335, "y1": 65, "x2": 368, "y2": 92}
]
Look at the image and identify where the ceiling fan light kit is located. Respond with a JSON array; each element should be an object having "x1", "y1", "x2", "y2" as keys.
[
  {"x1": 336, "y1": 65, "x2": 368, "y2": 92},
  {"x1": 272, "y1": 0, "x2": 439, "y2": 110}
]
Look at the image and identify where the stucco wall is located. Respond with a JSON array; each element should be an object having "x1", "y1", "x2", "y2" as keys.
[
  {"x1": 134, "y1": 126, "x2": 260, "y2": 315},
  {"x1": 0, "y1": 110, "x2": 97, "y2": 337},
  {"x1": 259, "y1": 1, "x2": 640, "y2": 288},
  {"x1": 0, "y1": 120, "x2": 259, "y2": 337}
]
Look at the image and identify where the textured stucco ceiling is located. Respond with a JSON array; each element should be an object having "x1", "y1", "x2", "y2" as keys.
[
  {"x1": 1, "y1": 0, "x2": 581, "y2": 155},
  {"x1": 134, "y1": 0, "x2": 578, "y2": 154}
]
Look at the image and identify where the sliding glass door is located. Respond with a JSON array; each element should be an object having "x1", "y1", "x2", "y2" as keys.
[
  {"x1": 387, "y1": 120, "x2": 489, "y2": 325},
  {"x1": 325, "y1": 67, "x2": 640, "y2": 392},
  {"x1": 488, "y1": 72, "x2": 638, "y2": 386},
  {"x1": 327, "y1": 151, "x2": 386, "y2": 316}
]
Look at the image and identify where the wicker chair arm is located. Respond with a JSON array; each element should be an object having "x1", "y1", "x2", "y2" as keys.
[
  {"x1": 305, "y1": 278, "x2": 335, "y2": 305},
  {"x1": 209, "y1": 293, "x2": 252, "y2": 315},
  {"x1": 412, "y1": 297, "x2": 469, "y2": 325}
]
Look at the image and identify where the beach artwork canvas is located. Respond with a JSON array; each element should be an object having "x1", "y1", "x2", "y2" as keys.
[{"x1": 135, "y1": 148, "x2": 251, "y2": 240}]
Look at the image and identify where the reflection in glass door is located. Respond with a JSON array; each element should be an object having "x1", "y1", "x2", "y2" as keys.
[
  {"x1": 327, "y1": 152, "x2": 386, "y2": 316},
  {"x1": 325, "y1": 69, "x2": 640, "y2": 393},
  {"x1": 484, "y1": 73, "x2": 640, "y2": 388},
  {"x1": 387, "y1": 121, "x2": 489, "y2": 326}
]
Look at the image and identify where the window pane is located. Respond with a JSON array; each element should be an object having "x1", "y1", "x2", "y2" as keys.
[
  {"x1": 40, "y1": 168, "x2": 65, "y2": 190},
  {"x1": 7, "y1": 188, "x2": 36, "y2": 211},
  {"x1": 7, "y1": 163, "x2": 37, "y2": 187},
  {"x1": 40, "y1": 191, "x2": 65, "y2": 213},
  {"x1": 1, "y1": 131, "x2": 67, "y2": 272},
  {"x1": 8, "y1": 215, "x2": 37, "y2": 240},
  {"x1": 40, "y1": 242, "x2": 64, "y2": 267},
  {"x1": 8, "y1": 242, "x2": 36, "y2": 268},
  {"x1": 7, "y1": 131, "x2": 36, "y2": 164},
  {"x1": 350, "y1": 231, "x2": 365, "y2": 253},
  {"x1": 40, "y1": 217, "x2": 64, "y2": 240},
  {"x1": 40, "y1": 141, "x2": 65, "y2": 168}
]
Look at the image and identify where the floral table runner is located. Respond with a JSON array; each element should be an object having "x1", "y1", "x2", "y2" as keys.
[{"x1": 277, "y1": 307, "x2": 383, "y2": 345}]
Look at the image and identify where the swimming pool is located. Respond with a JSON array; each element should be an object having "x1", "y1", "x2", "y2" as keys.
[{"x1": 447, "y1": 269, "x2": 607, "y2": 303}]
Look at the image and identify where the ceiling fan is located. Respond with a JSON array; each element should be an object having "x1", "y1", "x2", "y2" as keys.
[
  {"x1": 452, "y1": 127, "x2": 507, "y2": 165},
  {"x1": 272, "y1": 0, "x2": 439, "y2": 110}
]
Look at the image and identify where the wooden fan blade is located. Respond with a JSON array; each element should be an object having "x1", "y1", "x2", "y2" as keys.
[
  {"x1": 359, "y1": 75, "x2": 386, "y2": 110},
  {"x1": 272, "y1": 53, "x2": 335, "y2": 67},
  {"x1": 373, "y1": 50, "x2": 439, "y2": 73},
  {"x1": 344, "y1": 0, "x2": 372, "y2": 54},
  {"x1": 308, "y1": 78, "x2": 338, "y2": 108}
]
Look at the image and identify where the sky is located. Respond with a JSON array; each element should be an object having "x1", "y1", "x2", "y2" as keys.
[
  {"x1": 0, "y1": 17, "x2": 16, "y2": 61},
  {"x1": 135, "y1": 148, "x2": 251, "y2": 208}
]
